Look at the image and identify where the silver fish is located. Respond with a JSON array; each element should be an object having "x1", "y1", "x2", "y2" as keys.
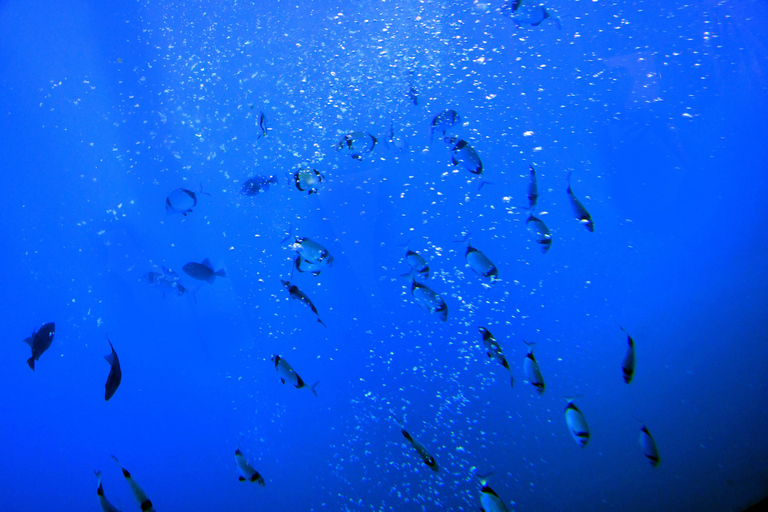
[
  {"x1": 281, "y1": 280, "x2": 326, "y2": 327},
  {"x1": 271, "y1": 355, "x2": 319, "y2": 396},
  {"x1": 336, "y1": 132, "x2": 377, "y2": 161},
  {"x1": 478, "y1": 327, "x2": 514, "y2": 387},
  {"x1": 566, "y1": 172, "x2": 595, "y2": 232},
  {"x1": 523, "y1": 341, "x2": 545, "y2": 394},
  {"x1": 410, "y1": 279, "x2": 448, "y2": 321},
  {"x1": 526, "y1": 213, "x2": 552, "y2": 254}
]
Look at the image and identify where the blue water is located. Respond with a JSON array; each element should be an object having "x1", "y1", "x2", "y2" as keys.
[{"x1": 1, "y1": 0, "x2": 767, "y2": 511}]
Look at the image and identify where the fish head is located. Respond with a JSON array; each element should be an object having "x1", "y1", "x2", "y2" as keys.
[{"x1": 443, "y1": 136, "x2": 458, "y2": 145}]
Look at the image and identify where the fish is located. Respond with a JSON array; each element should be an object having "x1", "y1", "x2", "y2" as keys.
[
  {"x1": 111, "y1": 456, "x2": 156, "y2": 512},
  {"x1": 621, "y1": 327, "x2": 636, "y2": 384},
  {"x1": 271, "y1": 354, "x2": 319, "y2": 396},
  {"x1": 566, "y1": 172, "x2": 595, "y2": 232},
  {"x1": 294, "y1": 255, "x2": 324, "y2": 277},
  {"x1": 23, "y1": 322, "x2": 55, "y2": 371},
  {"x1": 410, "y1": 279, "x2": 448, "y2": 321},
  {"x1": 336, "y1": 132, "x2": 377, "y2": 161},
  {"x1": 461, "y1": 241, "x2": 499, "y2": 282},
  {"x1": 386, "y1": 120, "x2": 408, "y2": 152},
  {"x1": 478, "y1": 327, "x2": 514, "y2": 387},
  {"x1": 293, "y1": 167, "x2": 324, "y2": 195},
  {"x1": 523, "y1": 341, "x2": 545, "y2": 394},
  {"x1": 94, "y1": 470, "x2": 121, "y2": 512},
  {"x1": 143, "y1": 266, "x2": 192, "y2": 300},
  {"x1": 256, "y1": 111, "x2": 268, "y2": 138},
  {"x1": 526, "y1": 213, "x2": 552, "y2": 254},
  {"x1": 565, "y1": 399, "x2": 590, "y2": 448},
  {"x1": 165, "y1": 186, "x2": 209, "y2": 216},
  {"x1": 183, "y1": 258, "x2": 227, "y2": 283},
  {"x1": 235, "y1": 444, "x2": 266, "y2": 485},
  {"x1": 103, "y1": 336, "x2": 122, "y2": 401},
  {"x1": 473, "y1": 471, "x2": 510, "y2": 512},
  {"x1": 393, "y1": 417, "x2": 438, "y2": 472},
  {"x1": 241, "y1": 175, "x2": 278, "y2": 195},
  {"x1": 444, "y1": 136, "x2": 487, "y2": 188},
  {"x1": 408, "y1": 84, "x2": 419, "y2": 106},
  {"x1": 502, "y1": 0, "x2": 561, "y2": 29},
  {"x1": 399, "y1": 247, "x2": 429, "y2": 280},
  {"x1": 635, "y1": 419, "x2": 661, "y2": 467},
  {"x1": 430, "y1": 109, "x2": 461, "y2": 142},
  {"x1": 290, "y1": 237, "x2": 333, "y2": 267},
  {"x1": 281, "y1": 280, "x2": 327, "y2": 327},
  {"x1": 528, "y1": 164, "x2": 539, "y2": 210}
]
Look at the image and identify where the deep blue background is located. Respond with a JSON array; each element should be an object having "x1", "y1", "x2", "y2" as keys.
[{"x1": 1, "y1": 0, "x2": 767, "y2": 511}]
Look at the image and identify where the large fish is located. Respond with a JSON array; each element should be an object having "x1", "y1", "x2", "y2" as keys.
[
  {"x1": 241, "y1": 175, "x2": 278, "y2": 195},
  {"x1": 111, "y1": 456, "x2": 156, "y2": 512},
  {"x1": 526, "y1": 213, "x2": 552, "y2": 254},
  {"x1": 528, "y1": 165, "x2": 539, "y2": 210},
  {"x1": 165, "y1": 186, "x2": 209, "y2": 216},
  {"x1": 565, "y1": 399, "x2": 590, "y2": 448},
  {"x1": 621, "y1": 327, "x2": 636, "y2": 384},
  {"x1": 473, "y1": 471, "x2": 510, "y2": 512},
  {"x1": 143, "y1": 266, "x2": 192, "y2": 300},
  {"x1": 271, "y1": 355, "x2": 319, "y2": 396},
  {"x1": 399, "y1": 246, "x2": 430, "y2": 280},
  {"x1": 444, "y1": 136, "x2": 488, "y2": 189},
  {"x1": 523, "y1": 341, "x2": 545, "y2": 394},
  {"x1": 183, "y1": 258, "x2": 227, "y2": 283},
  {"x1": 430, "y1": 109, "x2": 461, "y2": 142},
  {"x1": 478, "y1": 327, "x2": 514, "y2": 387},
  {"x1": 281, "y1": 280, "x2": 327, "y2": 327},
  {"x1": 294, "y1": 255, "x2": 325, "y2": 277},
  {"x1": 23, "y1": 322, "x2": 55, "y2": 371},
  {"x1": 94, "y1": 470, "x2": 121, "y2": 512},
  {"x1": 235, "y1": 444, "x2": 266, "y2": 485},
  {"x1": 294, "y1": 167, "x2": 324, "y2": 195},
  {"x1": 460, "y1": 240, "x2": 498, "y2": 282},
  {"x1": 103, "y1": 337, "x2": 122, "y2": 401},
  {"x1": 566, "y1": 172, "x2": 595, "y2": 232},
  {"x1": 290, "y1": 237, "x2": 333, "y2": 267},
  {"x1": 410, "y1": 279, "x2": 448, "y2": 321},
  {"x1": 336, "y1": 132, "x2": 377, "y2": 161},
  {"x1": 393, "y1": 417, "x2": 438, "y2": 472}
]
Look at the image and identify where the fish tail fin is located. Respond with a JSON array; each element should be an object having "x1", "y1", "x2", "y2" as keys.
[
  {"x1": 399, "y1": 270, "x2": 416, "y2": 279},
  {"x1": 311, "y1": 382, "x2": 320, "y2": 397},
  {"x1": 198, "y1": 183, "x2": 211, "y2": 197},
  {"x1": 215, "y1": 268, "x2": 227, "y2": 278},
  {"x1": 509, "y1": 372, "x2": 515, "y2": 387},
  {"x1": 454, "y1": 232, "x2": 471, "y2": 244},
  {"x1": 477, "y1": 178, "x2": 492, "y2": 191},
  {"x1": 27, "y1": 357, "x2": 35, "y2": 371},
  {"x1": 280, "y1": 224, "x2": 294, "y2": 245},
  {"x1": 189, "y1": 287, "x2": 199, "y2": 305},
  {"x1": 473, "y1": 469, "x2": 494, "y2": 486},
  {"x1": 318, "y1": 318, "x2": 327, "y2": 327}
]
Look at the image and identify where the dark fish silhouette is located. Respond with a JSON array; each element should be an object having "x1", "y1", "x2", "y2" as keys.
[
  {"x1": 566, "y1": 172, "x2": 595, "y2": 232},
  {"x1": 478, "y1": 327, "x2": 514, "y2": 387},
  {"x1": 281, "y1": 280, "x2": 326, "y2": 327},
  {"x1": 430, "y1": 109, "x2": 461, "y2": 142},
  {"x1": 103, "y1": 337, "x2": 122, "y2": 401},
  {"x1": 23, "y1": 322, "x2": 55, "y2": 371},
  {"x1": 336, "y1": 132, "x2": 377, "y2": 161},
  {"x1": 241, "y1": 175, "x2": 278, "y2": 195},
  {"x1": 183, "y1": 258, "x2": 227, "y2": 283}
]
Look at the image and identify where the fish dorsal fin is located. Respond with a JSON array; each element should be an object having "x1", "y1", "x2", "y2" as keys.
[{"x1": 202, "y1": 258, "x2": 214, "y2": 270}]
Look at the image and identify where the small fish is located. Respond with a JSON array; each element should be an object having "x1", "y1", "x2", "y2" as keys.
[
  {"x1": 430, "y1": 109, "x2": 461, "y2": 142},
  {"x1": 393, "y1": 417, "x2": 438, "y2": 472},
  {"x1": 290, "y1": 237, "x2": 333, "y2": 266},
  {"x1": 294, "y1": 255, "x2": 324, "y2": 277},
  {"x1": 386, "y1": 120, "x2": 408, "y2": 152},
  {"x1": 111, "y1": 456, "x2": 156, "y2": 512},
  {"x1": 400, "y1": 247, "x2": 429, "y2": 280},
  {"x1": 478, "y1": 327, "x2": 514, "y2": 387},
  {"x1": 23, "y1": 322, "x2": 55, "y2": 371},
  {"x1": 235, "y1": 444, "x2": 266, "y2": 485},
  {"x1": 241, "y1": 175, "x2": 278, "y2": 195},
  {"x1": 294, "y1": 167, "x2": 324, "y2": 195},
  {"x1": 444, "y1": 136, "x2": 488, "y2": 190},
  {"x1": 502, "y1": 0, "x2": 561, "y2": 29},
  {"x1": 473, "y1": 471, "x2": 510, "y2": 512},
  {"x1": 410, "y1": 279, "x2": 448, "y2": 321},
  {"x1": 565, "y1": 399, "x2": 590, "y2": 448},
  {"x1": 256, "y1": 111, "x2": 268, "y2": 138},
  {"x1": 523, "y1": 341, "x2": 545, "y2": 394},
  {"x1": 621, "y1": 327, "x2": 636, "y2": 384},
  {"x1": 165, "y1": 186, "x2": 209, "y2": 216},
  {"x1": 526, "y1": 213, "x2": 552, "y2": 254},
  {"x1": 271, "y1": 354, "x2": 319, "y2": 396},
  {"x1": 103, "y1": 336, "x2": 122, "y2": 401},
  {"x1": 336, "y1": 132, "x2": 377, "y2": 161},
  {"x1": 528, "y1": 164, "x2": 539, "y2": 210},
  {"x1": 463, "y1": 242, "x2": 499, "y2": 282},
  {"x1": 94, "y1": 470, "x2": 121, "y2": 512},
  {"x1": 281, "y1": 280, "x2": 326, "y2": 327},
  {"x1": 408, "y1": 84, "x2": 419, "y2": 106},
  {"x1": 566, "y1": 172, "x2": 595, "y2": 232},
  {"x1": 635, "y1": 419, "x2": 661, "y2": 467},
  {"x1": 143, "y1": 266, "x2": 191, "y2": 300},
  {"x1": 183, "y1": 258, "x2": 227, "y2": 283}
]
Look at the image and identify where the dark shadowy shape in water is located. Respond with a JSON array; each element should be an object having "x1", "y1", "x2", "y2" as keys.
[
  {"x1": 526, "y1": 213, "x2": 552, "y2": 254},
  {"x1": 336, "y1": 132, "x2": 377, "y2": 161},
  {"x1": 501, "y1": 0, "x2": 561, "y2": 29},
  {"x1": 144, "y1": 266, "x2": 191, "y2": 300},
  {"x1": 23, "y1": 322, "x2": 55, "y2": 371},
  {"x1": 281, "y1": 279, "x2": 327, "y2": 327},
  {"x1": 166, "y1": 186, "x2": 210, "y2": 216},
  {"x1": 621, "y1": 327, "x2": 636, "y2": 384},
  {"x1": 478, "y1": 327, "x2": 514, "y2": 387},
  {"x1": 256, "y1": 111, "x2": 269, "y2": 138},
  {"x1": 410, "y1": 278, "x2": 448, "y2": 321},
  {"x1": 430, "y1": 109, "x2": 461, "y2": 143},
  {"x1": 241, "y1": 175, "x2": 278, "y2": 195},
  {"x1": 183, "y1": 258, "x2": 227, "y2": 283},
  {"x1": 566, "y1": 172, "x2": 595, "y2": 232},
  {"x1": 528, "y1": 164, "x2": 539, "y2": 210},
  {"x1": 103, "y1": 336, "x2": 122, "y2": 401}
]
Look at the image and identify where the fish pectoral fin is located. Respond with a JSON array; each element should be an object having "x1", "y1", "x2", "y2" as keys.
[
  {"x1": 239, "y1": 476, "x2": 246, "y2": 481},
  {"x1": 280, "y1": 378, "x2": 285, "y2": 384},
  {"x1": 23, "y1": 336, "x2": 33, "y2": 347}
]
